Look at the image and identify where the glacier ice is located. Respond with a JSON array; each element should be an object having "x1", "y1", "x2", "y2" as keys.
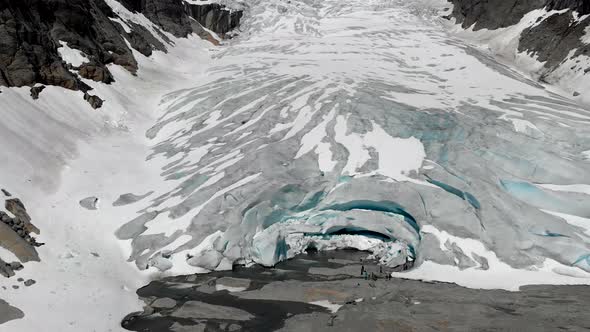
[{"x1": 106, "y1": 0, "x2": 590, "y2": 281}]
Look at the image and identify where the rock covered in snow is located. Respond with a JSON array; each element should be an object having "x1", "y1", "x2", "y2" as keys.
[{"x1": 79, "y1": 196, "x2": 99, "y2": 210}]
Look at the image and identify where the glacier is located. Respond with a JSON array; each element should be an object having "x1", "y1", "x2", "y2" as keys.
[
  {"x1": 1, "y1": 0, "x2": 590, "y2": 330},
  {"x1": 113, "y1": 0, "x2": 590, "y2": 282}
]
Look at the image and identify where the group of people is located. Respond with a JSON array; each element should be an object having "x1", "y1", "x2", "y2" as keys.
[{"x1": 360, "y1": 264, "x2": 392, "y2": 280}]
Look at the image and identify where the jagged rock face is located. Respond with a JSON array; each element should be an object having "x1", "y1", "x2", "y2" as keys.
[
  {"x1": 29, "y1": 85, "x2": 45, "y2": 100},
  {"x1": 519, "y1": 12, "x2": 590, "y2": 70},
  {"x1": 78, "y1": 62, "x2": 115, "y2": 83},
  {"x1": 126, "y1": 0, "x2": 194, "y2": 37},
  {"x1": 0, "y1": 195, "x2": 42, "y2": 273},
  {"x1": 448, "y1": 0, "x2": 590, "y2": 30},
  {"x1": 187, "y1": 4, "x2": 243, "y2": 36},
  {"x1": 0, "y1": 1, "x2": 78, "y2": 88},
  {"x1": 117, "y1": 0, "x2": 143, "y2": 12},
  {"x1": 49, "y1": 0, "x2": 137, "y2": 72},
  {"x1": 0, "y1": 0, "x2": 135, "y2": 90},
  {"x1": 0, "y1": 0, "x2": 243, "y2": 108},
  {"x1": 83, "y1": 93, "x2": 104, "y2": 109},
  {"x1": 447, "y1": 0, "x2": 590, "y2": 72},
  {"x1": 447, "y1": 0, "x2": 546, "y2": 30},
  {"x1": 118, "y1": 0, "x2": 244, "y2": 37},
  {"x1": 546, "y1": 0, "x2": 590, "y2": 15},
  {"x1": 124, "y1": 20, "x2": 168, "y2": 57}
]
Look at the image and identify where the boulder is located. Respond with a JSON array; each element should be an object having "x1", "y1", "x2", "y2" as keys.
[
  {"x1": 5, "y1": 198, "x2": 39, "y2": 234},
  {"x1": 83, "y1": 93, "x2": 104, "y2": 109},
  {"x1": 79, "y1": 196, "x2": 99, "y2": 209},
  {"x1": 29, "y1": 85, "x2": 46, "y2": 99},
  {"x1": 78, "y1": 63, "x2": 114, "y2": 83},
  {"x1": 0, "y1": 222, "x2": 40, "y2": 263},
  {"x1": 119, "y1": 0, "x2": 193, "y2": 37}
]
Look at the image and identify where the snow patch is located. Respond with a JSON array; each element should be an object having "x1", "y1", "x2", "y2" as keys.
[
  {"x1": 394, "y1": 225, "x2": 590, "y2": 290},
  {"x1": 57, "y1": 41, "x2": 89, "y2": 67},
  {"x1": 215, "y1": 284, "x2": 247, "y2": 292},
  {"x1": 309, "y1": 300, "x2": 342, "y2": 313}
]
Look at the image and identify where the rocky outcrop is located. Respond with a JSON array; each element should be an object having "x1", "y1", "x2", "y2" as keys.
[
  {"x1": 0, "y1": 194, "x2": 42, "y2": 278},
  {"x1": 118, "y1": 0, "x2": 244, "y2": 37},
  {"x1": 519, "y1": 11, "x2": 590, "y2": 71},
  {"x1": 0, "y1": 0, "x2": 136, "y2": 108},
  {"x1": 546, "y1": 0, "x2": 590, "y2": 14},
  {"x1": 0, "y1": 0, "x2": 134, "y2": 90},
  {"x1": 29, "y1": 85, "x2": 46, "y2": 100},
  {"x1": 123, "y1": 20, "x2": 168, "y2": 57},
  {"x1": 0, "y1": 0, "x2": 243, "y2": 108},
  {"x1": 448, "y1": 0, "x2": 590, "y2": 30},
  {"x1": 5, "y1": 198, "x2": 39, "y2": 235},
  {"x1": 447, "y1": 0, "x2": 590, "y2": 76},
  {"x1": 186, "y1": 3, "x2": 243, "y2": 36},
  {"x1": 447, "y1": 0, "x2": 546, "y2": 30},
  {"x1": 83, "y1": 93, "x2": 104, "y2": 109},
  {"x1": 118, "y1": 0, "x2": 194, "y2": 37},
  {"x1": 78, "y1": 62, "x2": 115, "y2": 84},
  {"x1": 0, "y1": 258, "x2": 22, "y2": 278}
]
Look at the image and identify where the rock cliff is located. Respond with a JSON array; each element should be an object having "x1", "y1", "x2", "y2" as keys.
[
  {"x1": 447, "y1": 0, "x2": 590, "y2": 88},
  {"x1": 0, "y1": 0, "x2": 243, "y2": 108}
]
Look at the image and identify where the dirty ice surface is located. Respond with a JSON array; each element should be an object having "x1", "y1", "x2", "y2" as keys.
[
  {"x1": 108, "y1": 0, "x2": 590, "y2": 291},
  {"x1": 115, "y1": 0, "x2": 590, "y2": 285}
]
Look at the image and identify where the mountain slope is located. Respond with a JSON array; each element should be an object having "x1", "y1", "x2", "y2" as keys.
[
  {"x1": 446, "y1": 0, "x2": 590, "y2": 102},
  {"x1": 0, "y1": 0, "x2": 242, "y2": 107}
]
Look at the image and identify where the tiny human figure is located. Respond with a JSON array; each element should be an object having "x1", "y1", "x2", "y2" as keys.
[
  {"x1": 361, "y1": 265, "x2": 365, "y2": 276},
  {"x1": 379, "y1": 266, "x2": 383, "y2": 274}
]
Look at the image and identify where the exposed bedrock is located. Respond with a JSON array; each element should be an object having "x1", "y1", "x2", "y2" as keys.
[
  {"x1": 117, "y1": 0, "x2": 194, "y2": 37},
  {"x1": 447, "y1": 0, "x2": 590, "y2": 77},
  {"x1": 0, "y1": 0, "x2": 243, "y2": 107},
  {"x1": 447, "y1": 0, "x2": 588, "y2": 30},
  {"x1": 118, "y1": 0, "x2": 243, "y2": 37},
  {"x1": 0, "y1": 0, "x2": 134, "y2": 89},
  {"x1": 546, "y1": 0, "x2": 590, "y2": 14},
  {"x1": 447, "y1": 0, "x2": 546, "y2": 30},
  {"x1": 186, "y1": 3, "x2": 244, "y2": 36},
  {"x1": 519, "y1": 11, "x2": 590, "y2": 71}
]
